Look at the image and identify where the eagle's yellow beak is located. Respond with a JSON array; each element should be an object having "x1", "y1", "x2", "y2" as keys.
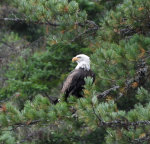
[{"x1": 72, "y1": 57, "x2": 79, "y2": 62}]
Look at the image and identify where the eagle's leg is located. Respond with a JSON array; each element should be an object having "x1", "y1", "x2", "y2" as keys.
[{"x1": 64, "y1": 92, "x2": 69, "y2": 102}]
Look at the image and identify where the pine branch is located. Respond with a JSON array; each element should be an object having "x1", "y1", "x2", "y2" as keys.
[
  {"x1": 0, "y1": 40, "x2": 14, "y2": 49},
  {"x1": 86, "y1": 20, "x2": 99, "y2": 29},
  {"x1": 42, "y1": 92, "x2": 59, "y2": 104},
  {"x1": 97, "y1": 59, "x2": 148, "y2": 100},
  {"x1": 91, "y1": 102, "x2": 103, "y2": 126},
  {"x1": 0, "y1": 93, "x2": 16, "y2": 104},
  {"x1": 0, "y1": 17, "x2": 99, "y2": 29},
  {"x1": 100, "y1": 120, "x2": 150, "y2": 129},
  {"x1": 91, "y1": 100, "x2": 150, "y2": 130},
  {"x1": 131, "y1": 135, "x2": 150, "y2": 144},
  {"x1": 71, "y1": 27, "x2": 97, "y2": 42},
  {"x1": 120, "y1": 25, "x2": 136, "y2": 37},
  {"x1": 0, "y1": 17, "x2": 99, "y2": 42},
  {"x1": 19, "y1": 127, "x2": 49, "y2": 143},
  {"x1": 0, "y1": 17, "x2": 60, "y2": 26},
  {"x1": 71, "y1": 20, "x2": 99, "y2": 42},
  {"x1": 97, "y1": 86, "x2": 120, "y2": 99},
  {"x1": 5, "y1": 119, "x2": 50, "y2": 131}
]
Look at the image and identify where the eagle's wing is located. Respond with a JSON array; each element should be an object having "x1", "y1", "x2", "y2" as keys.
[{"x1": 61, "y1": 69, "x2": 81, "y2": 94}]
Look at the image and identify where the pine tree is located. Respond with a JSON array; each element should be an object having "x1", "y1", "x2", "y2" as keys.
[{"x1": 0, "y1": 0, "x2": 150, "y2": 143}]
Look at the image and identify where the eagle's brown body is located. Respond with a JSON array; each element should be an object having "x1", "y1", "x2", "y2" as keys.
[{"x1": 61, "y1": 68, "x2": 95, "y2": 101}]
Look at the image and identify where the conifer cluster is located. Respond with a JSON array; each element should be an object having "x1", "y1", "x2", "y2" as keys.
[{"x1": 0, "y1": 0, "x2": 150, "y2": 143}]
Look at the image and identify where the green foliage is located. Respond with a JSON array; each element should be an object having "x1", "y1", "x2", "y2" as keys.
[
  {"x1": 2, "y1": 32, "x2": 21, "y2": 43},
  {"x1": 0, "y1": 131, "x2": 16, "y2": 144},
  {"x1": 76, "y1": 0, "x2": 123, "y2": 22},
  {"x1": 99, "y1": 0, "x2": 150, "y2": 42},
  {"x1": 136, "y1": 87, "x2": 150, "y2": 104},
  {"x1": 0, "y1": 0, "x2": 150, "y2": 143},
  {"x1": 0, "y1": 43, "x2": 89, "y2": 105},
  {"x1": 92, "y1": 35, "x2": 150, "y2": 92},
  {"x1": 15, "y1": 0, "x2": 87, "y2": 27}
]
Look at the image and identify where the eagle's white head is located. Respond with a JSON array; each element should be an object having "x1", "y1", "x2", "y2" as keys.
[{"x1": 72, "y1": 54, "x2": 90, "y2": 71}]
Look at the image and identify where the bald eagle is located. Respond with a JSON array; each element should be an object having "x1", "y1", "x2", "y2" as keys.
[{"x1": 61, "y1": 54, "x2": 95, "y2": 101}]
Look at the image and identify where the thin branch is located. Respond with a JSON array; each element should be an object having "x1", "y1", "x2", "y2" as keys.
[
  {"x1": 0, "y1": 17, "x2": 25, "y2": 22},
  {"x1": 0, "y1": 18, "x2": 100, "y2": 29},
  {"x1": 0, "y1": 17, "x2": 99, "y2": 43},
  {"x1": 3, "y1": 117, "x2": 150, "y2": 131},
  {"x1": 5, "y1": 119, "x2": 50, "y2": 131},
  {"x1": 85, "y1": 20, "x2": 99, "y2": 29},
  {"x1": 101, "y1": 120, "x2": 150, "y2": 129},
  {"x1": 0, "y1": 40, "x2": 14, "y2": 49},
  {"x1": 71, "y1": 20, "x2": 99, "y2": 42},
  {"x1": 0, "y1": 17, "x2": 60, "y2": 26},
  {"x1": 91, "y1": 102, "x2": 103, "y2": 126},
  {"x1": 97, "y1": 86, "x2": 120, "y2": 99},
  {"x1": 131, "y1": 135, "x2": 150, "y2": 144},
  {"x1": 42, "y1": 92, "x2": 59, "y2": 104},
  {"x1": 71, "y1": 28, "x2": 93, "y2": 42}
]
